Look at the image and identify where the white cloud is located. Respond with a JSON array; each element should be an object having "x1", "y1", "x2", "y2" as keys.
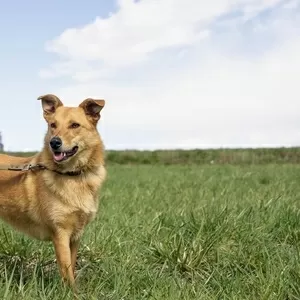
[
  {"x1": 40, "y1": 0, "x2": 300, "y2": 150},
  {"x1": 40, "y1": 0, "x2": 282, "y2": 78}
]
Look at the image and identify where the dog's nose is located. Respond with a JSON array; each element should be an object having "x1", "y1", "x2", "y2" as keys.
[{"x1": 50, "y1": 137, "x2": 62, "y2": 150}]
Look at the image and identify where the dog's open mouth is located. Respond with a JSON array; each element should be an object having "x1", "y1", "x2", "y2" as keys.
[{"x1": 53, "y1": 146, "x2": 78, "y2": 162}]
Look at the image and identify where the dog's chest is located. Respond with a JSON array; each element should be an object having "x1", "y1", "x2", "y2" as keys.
[
  {"x1": 43, "y1": 184, "x2": 98, "y2": 241},
  {"x1": 45, "y1": 167, "x2": 104, "y2": 205},
  {"x1": 48, "y1": 181, "x2": 98, "y2": 218},
  {"x1": 28, "y1": 166, "x2": 107, "y2": 240},
  {"x1": 43, "y1": 170, "x2": 105, "y2": 228}
]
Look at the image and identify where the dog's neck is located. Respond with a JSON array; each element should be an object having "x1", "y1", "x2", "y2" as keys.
[{"x1": 49, "y1": 168, "x2": 83, "y2": 176}]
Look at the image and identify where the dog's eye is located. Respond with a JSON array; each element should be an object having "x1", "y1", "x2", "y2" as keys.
[
  {"x1": 50, "y1": 123, "x2": 56, "y2": 129},
  {"x1": 71, "y1": 123, "x2": 80, "y2": 129}
]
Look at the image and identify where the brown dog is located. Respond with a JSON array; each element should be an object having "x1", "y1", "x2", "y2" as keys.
[{"x1": 0, "y1": 94, "x2": 107, "y2": 288}]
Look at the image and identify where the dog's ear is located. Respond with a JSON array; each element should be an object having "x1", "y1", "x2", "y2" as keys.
[
  {"x1": 79, "y1": 98, "x2": 105, "y2": 124},
  {"x1": 37, "y1": 94, "x2": 63, "y2": 115}
]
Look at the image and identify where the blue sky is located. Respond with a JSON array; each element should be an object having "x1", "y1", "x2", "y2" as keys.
[
  {"x1": 0, "y1": 0, "x2": 114, "y2": 150},
  {"x1": 0, "y1": 1, "x2": 113, "y2": 79},
  {"x1": 0, "y1": 0, "x2": 300, "y2": 151}
]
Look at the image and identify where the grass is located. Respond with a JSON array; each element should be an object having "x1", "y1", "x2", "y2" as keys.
[{"x1": 0, "y1": 163, "x2": 300, "y2": 299}]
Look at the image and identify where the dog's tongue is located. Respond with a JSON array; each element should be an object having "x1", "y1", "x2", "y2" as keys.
[{"x1": 54, "y1": 152, "x2": 64, "y2": 161}]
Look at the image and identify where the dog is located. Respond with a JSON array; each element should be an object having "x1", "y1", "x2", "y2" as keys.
[{"x1": 0, "y1": 94, "x2": 107, "y2": 289}]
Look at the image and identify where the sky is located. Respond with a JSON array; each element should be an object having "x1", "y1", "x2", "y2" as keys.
[{"x1": 0, "y1": 0, "x2": 300, "y2": 151}]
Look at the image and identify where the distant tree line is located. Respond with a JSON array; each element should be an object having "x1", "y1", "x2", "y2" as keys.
[{"x1": 4, "y1": 147, "x2": 300, "y2": 165}]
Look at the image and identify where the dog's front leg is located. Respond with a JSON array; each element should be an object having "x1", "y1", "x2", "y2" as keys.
[
  {"x1": 52, "y1": 230, "x2": 75, "y2": 287},
  {"x1": 70, "y1": 239, "x2": 80, "y2": 277}
]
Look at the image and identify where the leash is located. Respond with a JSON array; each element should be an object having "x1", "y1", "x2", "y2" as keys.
[
  {"x1": 0, "y1": 163, "x2": 45, "y2": 172},
  {"x1": 0, "y1": 163, "x2": 82, "y2": 176}
]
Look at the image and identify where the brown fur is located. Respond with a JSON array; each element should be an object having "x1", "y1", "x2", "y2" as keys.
[{"x1": 0, "y1": 94, "x2": 107, "y2": 289}]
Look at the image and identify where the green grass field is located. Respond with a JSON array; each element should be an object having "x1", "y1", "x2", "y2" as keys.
[{"x1": 0, "y1": 163, "x2": 300, "y2": 299}]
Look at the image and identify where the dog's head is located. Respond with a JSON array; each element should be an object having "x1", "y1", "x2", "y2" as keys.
[{"x1": 38, "y1": 94, "x2": 105, "y2": 164}]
